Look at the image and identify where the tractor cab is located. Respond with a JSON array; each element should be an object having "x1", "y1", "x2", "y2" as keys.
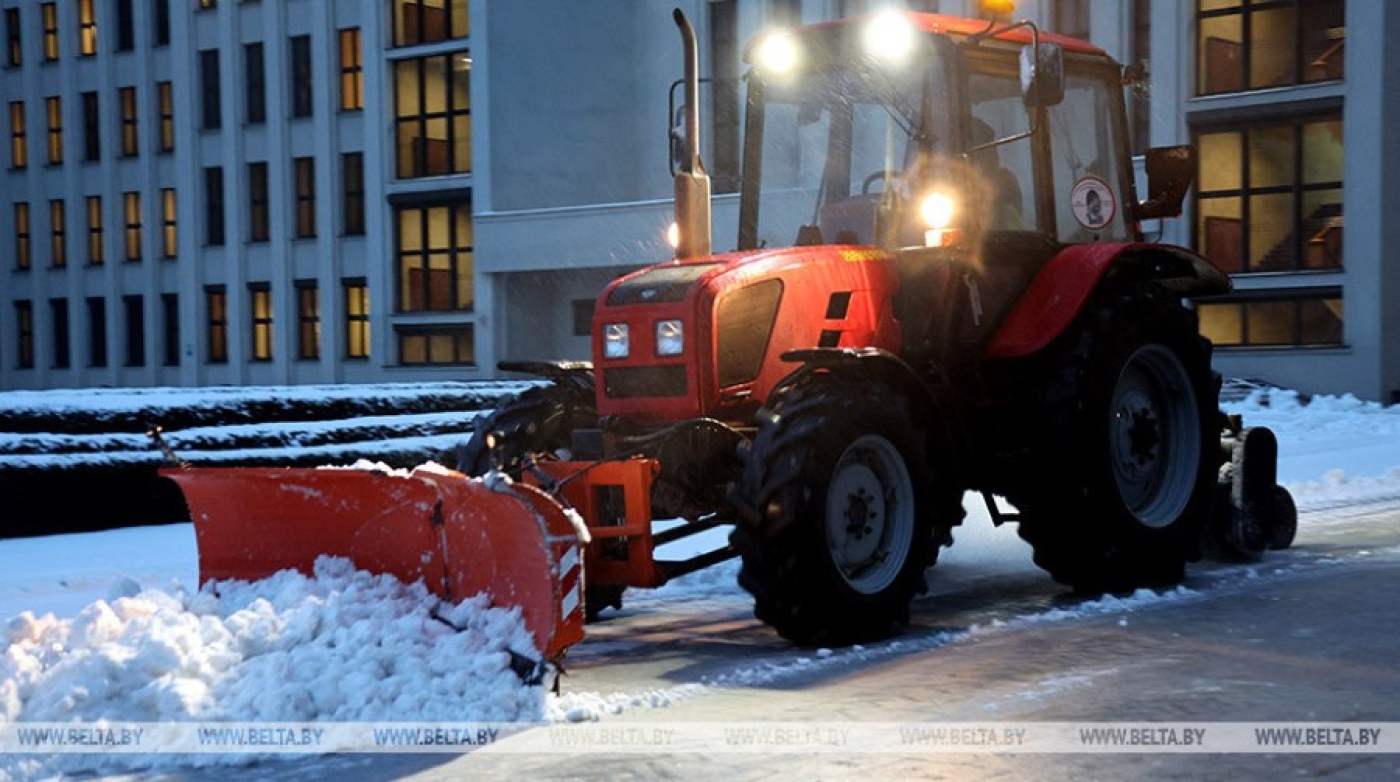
[
  {"x1": 737, "y1": 12, "x2": 1137, "y2": 256},
  {"x1": 720, "y1": 11, "x2": 1167, "y2": 361}
]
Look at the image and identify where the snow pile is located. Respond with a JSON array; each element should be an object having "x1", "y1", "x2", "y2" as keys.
[
  {"x1": 1, "y1": 557, "x2": 545, "y2": 729},
  {"x1": 1223, "y1": 389, "x2": 1400, "y2": 508}
]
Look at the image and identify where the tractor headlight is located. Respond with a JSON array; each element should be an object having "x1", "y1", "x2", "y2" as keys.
[
  {"x1": 756, "y1": 32, "x2": 799, "y2": 75},
  {"x1": 919, "y1": 191, "x2": 962, "y2": 248},
  {"x1": 603, "y1": 323, "x2": 630, "y2": 358},
  {"x1": 656, "y1": 319, "x2": 684, "y2": 356},
  {"x1": 919, "y1": 192, "x2": 956, "y2": 229},
  {"x1": 865, "y1": 10, "x2": 916, "y2": 61}
]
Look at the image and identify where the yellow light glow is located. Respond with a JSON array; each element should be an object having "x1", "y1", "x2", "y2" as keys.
[
  {"x1": 865, "y1": 10, "x2": 916, "y2": 60},
  {"x1": 666, "y1": 222, "x2": 680, "y2": 249},
  {"x1": 980, "y1": 0, "x2": 1016, "y2": 17},
  {"x1": 756, "y1": 32, "x2": 799, "y2": 74},
  {"x1": 919, "y1": 192, "x2": 956, "y2": 229}
]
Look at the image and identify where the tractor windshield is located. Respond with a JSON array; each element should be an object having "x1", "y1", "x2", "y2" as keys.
[{"x1": 747, "y1": 47, "x2": 952, "y2": 250}]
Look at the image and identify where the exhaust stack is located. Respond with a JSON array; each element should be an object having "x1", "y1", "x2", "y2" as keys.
[{"x1": 673, "y1": 9, "x2": 712, "y2": 259}]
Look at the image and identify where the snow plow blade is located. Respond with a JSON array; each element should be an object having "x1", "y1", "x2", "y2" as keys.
[{"x1": 161, "y1": 465, "x2": 586, "y2": 661}]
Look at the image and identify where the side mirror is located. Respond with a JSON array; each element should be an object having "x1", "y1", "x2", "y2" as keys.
[
  {"x1": 1020, "y1": 42, "x2": 1064, "y2": 108},
  {"x1": 1137, "y1": 145, "x2": 1196, "y2": 221}
]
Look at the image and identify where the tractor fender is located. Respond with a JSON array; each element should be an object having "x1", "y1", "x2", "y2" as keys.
[
  {"x1": 776, "y1": 347, "x2": 959, "y2": 465},
  {"x1": 986, "y1": 242, "x2": 1230, "y2": 360}
]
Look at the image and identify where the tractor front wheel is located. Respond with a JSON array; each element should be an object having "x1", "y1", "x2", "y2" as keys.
[{"x1": 731, "y1": 376, "x2": 961, "y2": 646}]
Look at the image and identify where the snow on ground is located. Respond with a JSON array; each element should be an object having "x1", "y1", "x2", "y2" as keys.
[{"x1": 2, "y1": 385, "x2": 1398, "y2": 773}]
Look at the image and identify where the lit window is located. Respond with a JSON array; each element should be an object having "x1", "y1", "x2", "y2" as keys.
[
  {"x1": 9, "y1": 101, "x2": 26, "y2": 169},
  {"x1": 123, "y1": 191, "x2": 142, "y2": 261},
  {"x1": 78, "y1": 0, "x2": 97, "y2": 56},
  {"x1": 120, "y1": 87, "x2": 138, "y2": 157},
  {"x1": 339, "y1": 29, "x2": 363, "y2": 111},
  {"x1": 48, "y1": 199, "x2": 65, "y2": 268},
  {"x1": 1198, "y1": 290, "x2": 1343, "y2": 348},
  {"x1": 14, "y1": 202, "x2": 30, "y2": 270},
  {"x1": 206, "y1": 286, "x2": 228, "y2": 363},
  {"x1": 250, "y1": 284, "x2": 273, "y2": 361},
  {"x1": 161, "y1": 188, "x2": 177, "y2": 258},
  {"x1": 394, "y1": 53, "x2": 472, "y2": 178},
  {"x1": 296, "y1": 281, "x2": 320, "y2": 360},
  {"x1": 1195, "y1": 115, "x2": 1343, "y2": 275},
  {"x1": 45, "y1": 96, "x2": 62, "y2": 164},
  {"x1": 1198, "y1": 0, "x2": 1345, "y2": 96},
  {"x1": 157, "y1": 82, "x2": 174, "y2": 152},
  {"x1": 392, "y1": 0, "x2": 468, "y2": 47},
  {"x1": 86, "y1": 196, "x2": 103, "y2": 265},
  {"x1": 398, "y1": 325, "x2": 474, "y2": 366},
  {"x1": 344, "y1": 280, "x2": 370, "y2": 359},
  {"x1": 396, "y1": 203, "x2": 473, "y2": 312},
  {"x1": 41, "y1": 3, "x2": 58, "y2": 62}
]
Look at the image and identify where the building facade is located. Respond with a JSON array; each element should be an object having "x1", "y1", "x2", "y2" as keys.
[{"x1": 1, "y1": 0, "x2": 1394, "y2": 402}]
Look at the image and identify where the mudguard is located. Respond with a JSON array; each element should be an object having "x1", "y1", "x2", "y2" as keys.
[{"x1": 986, "y1": 242, "x2": 1230, "y2": 360}]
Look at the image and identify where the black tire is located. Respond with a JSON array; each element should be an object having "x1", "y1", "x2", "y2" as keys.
[
  {"x1": 1269, "y1": 486, "x2": 1298, "y2": 550},
  {"x1": 730, "y1": 374, "x2": 963, "y2": 646},
  {"x1": 1011, "y1": 285, "x2": 1217, "y2": 594},
  {"x1": 456, "y1": 382, "x2": 597, "y2": 478}
]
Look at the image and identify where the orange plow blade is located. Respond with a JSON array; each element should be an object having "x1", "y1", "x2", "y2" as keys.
[{"x1": 161, "y1": 465, "x2": 586, "y2": 660}]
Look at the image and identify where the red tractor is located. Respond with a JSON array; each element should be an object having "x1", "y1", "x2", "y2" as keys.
[
  {"x1": 458, "y1": 8, "x2": 1293, "y2": 645},
  {"x1": 167, "y1": 7, "x2": 1294, "y2": 659}
]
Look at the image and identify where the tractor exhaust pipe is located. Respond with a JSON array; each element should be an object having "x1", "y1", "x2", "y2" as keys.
[{"x1": 673, "y1": 9, "x2": 712, "y2": 259}]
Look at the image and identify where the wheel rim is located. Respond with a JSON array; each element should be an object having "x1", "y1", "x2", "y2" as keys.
[
  {"x1": 1109, "y1": 344, "x2": 1201, "y2": 528},
  {"x1": 824, "y1": 434, "x2": 916, "y2": 594}
]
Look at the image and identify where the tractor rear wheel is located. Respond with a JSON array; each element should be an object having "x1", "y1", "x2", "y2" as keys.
[
  {"x1": 1011, "y1": 285, "x2": 1217, "y2": 594},
  {"x1": 456, "y1": 382, "x2": 597, "y2": 478},
  {"x1": 730, "y1": 375, "x2": 962, "y2": 646}
]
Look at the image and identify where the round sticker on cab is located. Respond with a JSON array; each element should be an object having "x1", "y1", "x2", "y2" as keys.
[{"x1": 1070, "y1": 175, "x2": 1116, "y2": 230}]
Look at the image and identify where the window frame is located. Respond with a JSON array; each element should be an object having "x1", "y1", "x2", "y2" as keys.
[
  {"x1": 1192, "y1": 109, "x2": 1344, "y2": 276},
  {"x1": 123, "y1": 191, "x2": 143, "y2": 261},
  {"x1": 248, "y1": 161, "x2": 269, "y2": 242},
  {"x1": 294, "y1": 156, "x2": 316, "y2": 238},
  {"x1": 249, "y1": 283, "x2": 273, "y2": 362},
  {"x1": 343, "y1": 278, "x2": 370, "y2": 359},
  {"x1": 161, "y1": 187, "x2": 177, "y2": 258},
  {"x1": 204, "y1": 166, "x2": 225, "y2": 245},
  {"x1": 244, "y1": 42, "x2": 266, "y2": 125},
  {"x1": 339, "y1": 28, "x2": 364, "y2": 111},
  {"x1": 86, "y1": 195, "x2": 104, "y2": 265},
  {"x1": 10, "y1": 100, "x2": 27, "y2": 169},
  {"x1": 295, "y1": 279, "x2": 320, "y2": 360},
  {"x1": 119, "y1": 86, "x2": 139, "y2": 157},
  {"x1": 289, "y1": 35, "x2": 313, "y2": 118},
  {"x1": 205, "y1": 285, "x2": 228, "y2": 364},
  {"x1": 48, "y1": 198, "x2": 66, "y2": 268},
  {"x1": 45, "y1": 95, "x2": 62, "y2": 165}
]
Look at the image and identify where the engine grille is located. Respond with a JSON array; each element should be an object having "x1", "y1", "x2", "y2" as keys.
[{"x1": 603, "y1": 366, "x2": 688, "y2": 398}]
